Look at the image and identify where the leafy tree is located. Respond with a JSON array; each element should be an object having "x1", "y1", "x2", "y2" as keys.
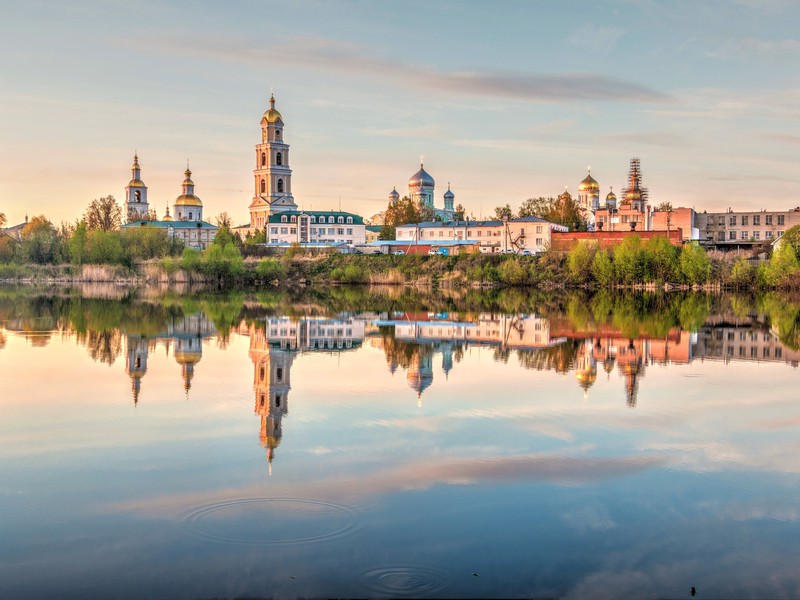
[
  {"x1": 763, "y1": 242, "x2": 798, "y2": 287},
  {"x1": 256, "y1": 258, "x2": 286, "y2": 281},
  {"x1": 86, "y1": 230, "x2": 125, "y2": 265},
  {"x1": 212, "y1": 225, "x2": 236, "y2": 248},
  {"x1": 453, "y1": 203, "x2": 466, "y2": 221},
  {"x1": 494, "y1": 204, "x2": 515, "y2": 220},
  {"x1": 645, "y1": 235, "x2": 679, "y2": 282},
  {"x1": 567, "y1": 241, "x2": 597, "y2": 283},
  {"x1": 0, "y1": 213, "x2": 6, "y2": 228},
  {"x1": 379, "y1": 195, "x2": 425, "y2": 240},
  {"x1": 121, "y1": 227, "x2": 181, "y2": 261},
  {"x1": 69, "y1": 222, "x2": 89, "y2": 265},
  {"x1": 613, "y1": 235, "x2": 645, "y2": 283},
  {"x1": 679, "y1": 242, "x2": 711, "y2": 285},
  {"x1": 778, "y1": 225, "x2": 800, "y2": 260},
  {"x1": 84, "y1": 196, "x2": 122, "y2": 232},
  {"x1": 520, "y1": 193, "x2": 587, "y2": 230},
  {"x1": 655, "y1": 202, "x2": 673, "y2": 212},
  {"x1": 591, "y1": 249, "x2": 614, "y2": 286},
  {"x1": 729, "y1": 257, "x2": 755, "y2": 288},
  {"x1": 21, "y1": 215, "x2": 60, "y2": 264},
  {"x1": 215, "y1": 212, "x2": 233, "y2": 228}
]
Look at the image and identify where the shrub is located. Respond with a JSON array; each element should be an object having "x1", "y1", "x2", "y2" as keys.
[
  {"x1": 566, "y1": 241, "x2": 597, "y2": 283},
  {"x1": 256, "y1": 258, "x2": 286, "y2": 282},
  {"x1": 729, "y1": 258, "x2": 755, "y2": 288},
  {"x1": 679, "y1": 242, "x2": 710, "y2": 285},
  {"x1": 591, "y1": 249, "x2": 614, "y2": 286}
]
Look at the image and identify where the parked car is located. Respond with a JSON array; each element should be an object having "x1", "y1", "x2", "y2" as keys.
[
  {"x1": 393, "y1": 250, "x2": 405, "y2": 255},
  {"x1": 520, "y1": 249, "x2": 532, "y2": 256},
  {"x1": 427, "y1": 249, "x2": 443, "y2": 255}
]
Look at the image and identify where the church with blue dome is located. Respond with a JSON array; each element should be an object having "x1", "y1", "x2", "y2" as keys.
[{"x1": 391, "y1": 162, "x2": 456, "y2": 221}]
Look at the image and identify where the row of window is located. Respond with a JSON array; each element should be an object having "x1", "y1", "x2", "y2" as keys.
[
  {"x1": 271, "y1": 227, "x2": 354, "y2": 236},
  {"x1": 710, "y1": 345, "x2": 783, "y2": 359},
  {"x1": 411, "y1": 225, "x2": 544, "y2": 238},
  {"x1": 279, "y1": 215, "x2": 353, "y2": 224},
  {"x1": 716, "y1": 214, "x2": 785, "y2": 227},
  {"x1": 721, "y1": 230, "x2": 784, "y2": 241},
  {"x1": 260, "y1": 151, "x2": 283, "y2": 167},
  {"x1": 261, "y1": 178, "x2": 285, "y2": 193}
]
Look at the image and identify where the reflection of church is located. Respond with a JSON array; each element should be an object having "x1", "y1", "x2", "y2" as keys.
[
  {"x1": 244, "y1": 315, "x2": 368, "y2": 471},
  {"x1": 124, "y1": 313, "x2": 217, "y2": 404}
]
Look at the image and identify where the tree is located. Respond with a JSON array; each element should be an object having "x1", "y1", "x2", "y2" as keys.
[
  {"x1": 69, "y1": 222, "x2": 89, "y2": 265},
  {"x1": 644, "y1": 235, "x2": 679, "y2": 282},
  {"x1": 591, "y1": 249, "x2": 615, "y2": 285},
  {"x1": 517, "y1": 198, "x2": 539, "y2": 218},
  {"x1": 679, "y1": 242, "x2": 711, "y2": 285},
  {"x1": 215, "y1": 212, "x2": 233, "y2": 228},
  {"x1": 778, "y1": 224, "x2": 800, "y2": 260},
  {"x1": 453, "y1": 203, "x2": 466, "y2": 221},
  {"x1": 494, "y1": 204, "x2": 515, "y2": 220},
  {"x1": 655, "y1": 202, "x2": 673, "y2": 212},
  {"x1": 21, "y1": 215, "x2": 61, "y2": 264},
  {"x1": 0, "y1": 213, "x2": 6, "y2": 228},
  {"x1": 567, "y1": 241, "x2": 597, "y2": 283},
  {"x1": 212, "y1": 225, "x2": 236, "y2": 248},
  {"x1": 380, "y1": 195, "x2": 424, "y2": 240},
  {"x1": 84, "y1": 196, "x2": 122, "y2": 232},
  {"x1": 613, "y1": 235, "x2": 645, "y2": 283},
  {"x1": 520, "y1": 194, "x2": 587, "y2": 230}
]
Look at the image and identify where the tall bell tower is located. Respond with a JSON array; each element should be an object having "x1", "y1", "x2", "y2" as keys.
[
  {"x1": 125, "y1": 153, "x2": 150, "y2": 222},
  {"x1": 249, "y1": 94, "x2": 297, "y2": 231}
]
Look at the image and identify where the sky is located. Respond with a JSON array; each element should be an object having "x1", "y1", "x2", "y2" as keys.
[{"x1": 1, "y1": 0, "x2": 799, "y2": 226}]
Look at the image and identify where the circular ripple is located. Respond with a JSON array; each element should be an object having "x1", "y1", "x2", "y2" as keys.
[
  {"x1": 361, "y1": 565, "x2": 450, "y2": 597},
  {"x1": 180, "y1": 497, "x2": 359, "y2": 546}
]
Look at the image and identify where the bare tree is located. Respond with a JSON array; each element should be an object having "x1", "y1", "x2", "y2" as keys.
[
  {"x1": 0, "y1": 212, "x2": 6, "y2": 228},
  {"x1": 215, "y1": 212, "x2": 233, "y2": 228},
  {"x1": 84, "y1": 196, "x2": 122, "y2": 231}
]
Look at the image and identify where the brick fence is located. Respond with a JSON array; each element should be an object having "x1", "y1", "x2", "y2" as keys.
[{"x1": 550, "y1": 229, "x2": 683, "y2": 252}]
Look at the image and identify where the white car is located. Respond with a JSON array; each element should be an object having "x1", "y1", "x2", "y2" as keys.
[{"x1": 393, "y1": 250, "x2": 405, "y2": 255}]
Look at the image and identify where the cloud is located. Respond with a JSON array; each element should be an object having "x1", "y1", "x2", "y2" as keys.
[
  {"x1": 132, "y1": 35, "x2": 671, "y2": 104},
  {"x1": 708, "y1": 37, "x2": 800, "y2": 59},
  {"x1": 568, "y1": 25, "x2": 624, "y2": 53}
]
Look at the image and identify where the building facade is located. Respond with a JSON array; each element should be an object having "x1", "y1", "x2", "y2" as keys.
[
  {"x1": 695, "y1": 208, "x2": 800, "y2": 246},
  {"x1": 267, "y1": 211, "x2": 366, "y2": 245},
  {"x1": 396, "y1": 216, "x2": 567, "y2": 254},
  {"x1": 249, "y1": 94, "x2": 298, "y2": 232}
]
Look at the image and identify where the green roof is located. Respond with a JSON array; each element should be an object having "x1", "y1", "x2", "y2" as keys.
[{"x1": 268, "y1": 211, "x2": 364, "y2": 225}]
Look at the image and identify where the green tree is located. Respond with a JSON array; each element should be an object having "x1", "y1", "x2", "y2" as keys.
[
  {"x1": 613, "y1": 235, "x2": 644, "y2": 283},
  {"x1": 655, "y1": 202, "x2": 673, "y2": 212},
  {"x1": 645, "y1": 235, "x2": 679, "y2": 282},
  {"x1": 21, "y1": 215, "x2": 60, "y2": 264},
  {"x1": 729, "y1": 257, "x2": 755, "y2": 288},
  {"x1": 679, "y1": 242, "x2": 711, "y2": 285},
  {"x1": 520, "y1": 193, "x2": 587, "y2": 230},
  {"x1": 763, "y1": 242, "x2": 799, "y2": 287},
  {"x1": 453, "y1": 203, "x2": 466, "y2": 221},
  {"x1": 84, "y1": 196, "x2": 122, "y2": 232},
  {"x1": 86, "y1": 230, "x2": 125, "y2": 265},
  {"x1": 567, "y1": 241, "x2": 597, "y2": 283},
  {"x1": 212, "y1": 225, "x2": 236, "y2": 248},
  {"x1": 69, "y1": 222, "x2": 89, "y2": 265},
  {"x1": 494, "y1": 204, "x2": 515, "y2": 220},
  {"x1": 215, "y1": 212, "x2": 233, "y2": 228},
  {"x1": 256, "y1": 258, "x2": 286, "y2": 281},
  {"x1": 591, "y1": 248, "x2": 614, "y2": 286},
  {"x1": 777, "y1": 225, "x2": 800, "y2": 260}
]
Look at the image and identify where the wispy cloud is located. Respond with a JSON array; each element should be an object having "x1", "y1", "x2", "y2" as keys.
[
  {"x1": 568, "y1": 25, "x2": 624, "y2": 53},
  {"x1": 708, "y1": 37, "x2": 800, "y2": 59},
  {"x1": 131, "y1": 35, "x2": 671, "y2": 104}
]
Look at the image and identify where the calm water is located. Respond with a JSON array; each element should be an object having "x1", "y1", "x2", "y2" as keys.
[{"x1": 2, "y1": 286, "x2": 800, "y2": 599}]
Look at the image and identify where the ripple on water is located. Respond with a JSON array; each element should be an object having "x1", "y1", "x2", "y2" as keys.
[
  {"x1": 180, "y1": 497, "x2": 359, "y2": 546},
  {"x1": 360, "y1": 565, "x2": 450, "y2": 597}
]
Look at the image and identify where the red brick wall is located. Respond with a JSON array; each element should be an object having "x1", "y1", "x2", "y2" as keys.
[{"x1": 550, "y1": 229, "x2": 683, "y2": 251}]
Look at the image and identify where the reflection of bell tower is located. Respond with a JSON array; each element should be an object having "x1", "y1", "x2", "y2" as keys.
[
  {"x1": 174, "y1": 335, "x2": 202, "y2": 398},
  {"x1": 407, "y1": 346, "x2": 434, "y2": 403},
  {"x1": 126, "y1": 335, "x2": 149, "y2": 405},
  {"x1": 575, "y1": 339, "x2": 597, "y2": 400}
]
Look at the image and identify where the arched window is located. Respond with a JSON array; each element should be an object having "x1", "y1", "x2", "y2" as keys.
[
  {"x1": 310, "y1": 216, "x2": 316, "y2": 223},
  {"x1": 328, "y1": 216, "x2": 335, "y2": 224},
  {"x1": 346, "y1": 216, "x2": 353, "y2": 224},
  {"x1": 134, "y1": 191, "x2": 141, "y2": 201},
  {"x1": 337, "y1": 216, "x2": 344, "y2": 224},
  {"x1": 260, "y1": 179, "x2": 266, "y2": 194},
  {"x1": 290, "y1": 215, "x2": 296, "y2": 223},
  {"x1": 276, "y1": 130, "x2": 281, "y2": 139},
  {"x1": 261, "y1": 152, "x2": 266, "y2": 166},
  {"x1": 277, "y1": 179, "x2": 284, "y2": 193},
  {"x1": 189, "y1": 212, "x2": 193, "y2": 220},
  {"x1": 276, "y1": 152, "x2": 282, "y2": 166},
  {"x1": 281, "y1": 215, "x2": 287, "y2": 223}
]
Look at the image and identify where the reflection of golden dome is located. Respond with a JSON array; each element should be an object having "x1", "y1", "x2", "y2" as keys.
[
  {"x1": 175, "y1": 350, "x2": 202, "y2": 365},
  {"x1": 264, "y1": 435, "x2": 282, "y2": 450},
  {"x1": 576, "y1": 368, "x2": 597, "y2": 389},
  {"x1": 578, "y1": 171, "x2": 599, "y2": 192}
]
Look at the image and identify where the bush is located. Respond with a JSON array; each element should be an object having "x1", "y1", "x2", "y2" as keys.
[
  {"x1": 497, "y1": 259, "x2": 528, "y2": 286},
  {"x1": 729, "y1": 258, "x2": 755, "y2": 288},
  {"x1": 613, "y1": 235, "x2": 645, "y2": 283},
  {"x1": 591, "y1": 249, "x2": 614, "y2": 286},
  {"x1": 86, "y1": 230, "x2": 126, "y2": 266},
  {"x1": 679, "y1": 242, "x2": 710, "y2": 285},
  {"x1": 567, "y1": 241, "x2": 597, "y2": 283},
  {"x1": 256, "y1": 258, "x2": 286, "y2": 282}
]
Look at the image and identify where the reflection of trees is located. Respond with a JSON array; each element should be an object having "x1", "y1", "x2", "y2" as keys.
[
  {"x1": 378, "y1": 326, "x2": 427, "y2": 371},
  {"x1": 80, "y1": 329, "x2": 122, "y2": 365},
  {"x1": 517, "y1": 340, "x2": 583, "y2": 374},
  {"x1": 761, "y1": 293, "x2": 800, "y2": 351}
]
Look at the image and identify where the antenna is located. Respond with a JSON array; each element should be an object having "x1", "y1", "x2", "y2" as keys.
[
  {"x1": 420, "y1": 154, "x2": 424, "y2": 166},
  {"x1": 338, "y1": 195, "x2": 341, "y2": 212}
]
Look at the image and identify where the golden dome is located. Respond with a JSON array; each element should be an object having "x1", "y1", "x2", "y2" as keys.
[
  {"x1": 262, "y1": 94, "x2": 283, "y2": 123},
  {"x1": 162, "y1": 213, "x2": 173, "y2": 222},
  {"x1": 606, "y1": 187, "x2": 617, "y2": 201},
  {"x1": 174, "y1": 194, "x2": 203, "y2": 207},
  {"x1": 128, "y1": 179, "x2": 146, "y2": 188},
  {"x1": 578, "y1": 170, "x2": 599, "y2": 192}
]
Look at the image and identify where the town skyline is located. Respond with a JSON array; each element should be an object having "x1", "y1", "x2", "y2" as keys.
[{"x1": 2, "y1": 1, "x2": 799, "y2": 225}]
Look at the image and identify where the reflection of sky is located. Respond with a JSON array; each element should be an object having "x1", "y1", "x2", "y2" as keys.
[{"x1": 2, "y1": 321, "x2": 800, "y2": 598}]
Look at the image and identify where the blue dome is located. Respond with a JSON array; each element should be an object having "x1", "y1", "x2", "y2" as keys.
[
  {"x1": 389, "y1": 186, "x2": 400, "y2": 200},
  {"x1": 409, "y1": 163, "x2": 435, "y2": 188},
  {"x1": 443, "y1": 185, "x2": 454, "y2": 199}
]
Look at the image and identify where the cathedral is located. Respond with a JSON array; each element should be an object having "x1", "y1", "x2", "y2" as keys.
[
  {"x1": 248, "y1": 94, "x2": 298, "y2": 231},
  {"x1": 578, "y1": 159, "x2": 652, "y2": 232},
  {"x1": 384, "y1": 163, "x2": 456, "y2": 222}
]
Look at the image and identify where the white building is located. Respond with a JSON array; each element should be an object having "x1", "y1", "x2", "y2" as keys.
[{"x1": 267, "y1": 211, "x2": 366, "y2": 245}]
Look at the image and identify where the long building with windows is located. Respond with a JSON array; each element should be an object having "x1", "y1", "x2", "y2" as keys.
[
  {"x1": 396, "y1": 216, "x2": 567, "y2": 254},
  {"x1": 695, "y1": 208, "x2": 800, "y2": 247},
  {"x1": 267, "y1": 210, "x2": 366, "y2": 245}
]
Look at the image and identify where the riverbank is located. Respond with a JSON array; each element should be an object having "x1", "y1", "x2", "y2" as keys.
[{"x1": 1, "y1": 248, "x2": 798, "y2": 291}]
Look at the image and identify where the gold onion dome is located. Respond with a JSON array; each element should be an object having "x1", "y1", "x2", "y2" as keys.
[
  {"x1": 578, "y1": 170, "x2": 599, "y2": 191},
  {"x1": 263, "y1": 94, "x2": 282, "y2": 123},
  {"x1": 128, "y1": 179, "x2": 146, "y2": 188},
  {"x1": 606, "y1": 187, "x2": 617, "y2": 201},
  {"x1": 175, "y1": 194, "x2": 202, "y2": 206}
]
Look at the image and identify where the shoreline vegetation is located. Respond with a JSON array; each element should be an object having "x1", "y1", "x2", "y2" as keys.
[{"x1": 3, "y1": 213, "x2": 800, "y2": 290}]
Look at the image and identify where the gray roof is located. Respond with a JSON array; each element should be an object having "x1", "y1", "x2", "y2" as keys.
[{"x1": 123, "y1": 220, "x2": 219, "y2": 229}]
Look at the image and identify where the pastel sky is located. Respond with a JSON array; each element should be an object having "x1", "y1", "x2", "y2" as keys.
[{"x1": 2, "y1": 0, "x2": 799, "y2": 226}]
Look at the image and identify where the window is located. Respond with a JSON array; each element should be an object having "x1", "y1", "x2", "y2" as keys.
[
  {"x1": 729, "y1": 215, "x2": 736, "y2": 226},
  {"x1": 276, "y1": 367, "x2": 283, "y2": 382},
  {"x1": 338, "y1": 216, "x2": 344, "y2": 224},
  {"x1": 717, "y1": 232, "x2": 725, "y2": 241},
  {"x1": 134, "y1": 191, "x2": 141, "y2": 201},
  {"x1": 277, "y1": 179, "x2": 284, "y2": 193},
  {"x1": 290, "y1": 215, "x2": 296, "y2": 222},
  {"x1": 290, "y1": 227, "x2": 296, "y2": 234},
  {"x1": 536, "y1": 225, "x2": 542, "y2": 234},
  {"x1": 753, "y1": 231, "x2": 760, "y2": 240},
  {"x1": 276, "y1": 152, "x2": 282, "y2": 166},
  {"x1": 778, "y1": 231, "x2": 784, "y2": 237},
  {"x1": 741, "y1": 231, "x2": 749, "y2": 239},
  {"x1": 281, "y1": 215, "x2": 287, "y2": 223},
  {"x1": 189, "y1": 212, "x2": 193, "y2": 220},
  {"x1": 261, "y1": 179, "x2": 266, "y2": 193},
  {"x1": 329, "y1": 216, "x2": 335, "y2": 224},
  {"x1": 536, "y1": 238, "x2": 543, "y2": 246},
  {"x1": 311, "y1": 228, "x2": 316, "y2": 234},
  {"x1": 261, "y1": 152, "x2": 266, "y2": 166},
  {"x1": 271, "y1": 227, "x2": 278, "y2": 234},
  {"x1": 766, "y1": 214, "x2": 773, "y2": 226},
  {"x1": 347, "y1": 228, "x2": 353, "y2": 235},
  {"x1": 310, "y1": 216, "x2": 316, "y2": 223},
  {"x1": 776, "y1": 347, "x2": 783, "y2": 359},
  {"x1": 718, "y1": 216, "x2": 725, "y2": 226},
  {"x1": 729, "y1": 231, "x2": 737, "y2": 240},
  {"x1": 280, "y1": 227, "x2": 288, "y2": 234},
  {"x1": 766, "y1": 231, "x2": 773, "y2": 239},
  {"x1": 778, "y1": 215, "x2": 785, "y2": 226},
  {"x1": 741, "y1": 215, "x2": 748, "y2": 226},
  {"x1": 439, "y1": 231, "x2": 443, "y2": 237},
  {"x1": 337, "y1": 228, "x2": 344, "y2": 235},
  {"x1": 328, "y1": 227, "x2": 335, "y2": 235},
  {"x1": 753, "y1": 215, "x2": 760, "y2": 225},
  {"x1": 346, "y1": 217, "x2": 353, "y2": 224}
]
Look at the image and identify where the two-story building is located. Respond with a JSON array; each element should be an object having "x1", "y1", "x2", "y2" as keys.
[
  {"x1": 395, "y1": 216, "x2": 567, "y2": 254},
  {"x1": 267, "y1": 211, "x2": 366, "y2": 245},
  {"x1": 696, "y1": 208, "x2": 800, "y2": 248}
]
